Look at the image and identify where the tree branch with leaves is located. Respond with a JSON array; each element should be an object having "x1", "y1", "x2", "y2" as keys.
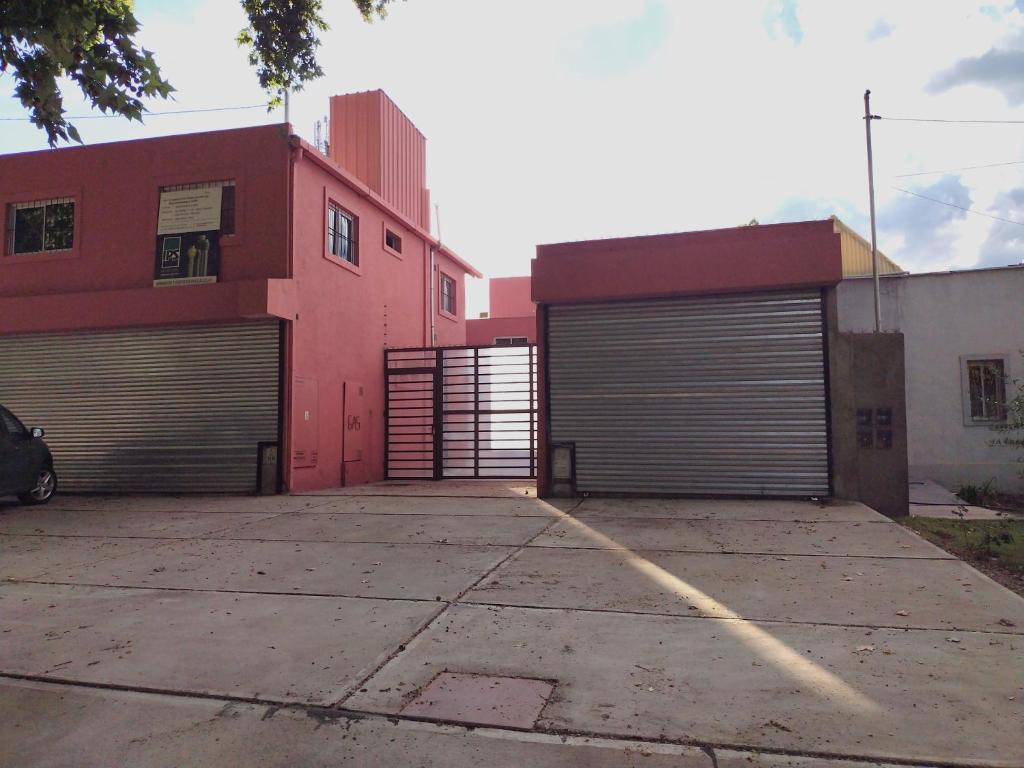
[
  {"x1": 0, "y1": 0, "x2": 174, "y2": 146},
  {"x1": 237, "y1": 0, "x2": 400, "y2": 107},
  {"x1": 990, "y1": 353, "x2": 1024, "y2": 478},
  {"x1": 2, "y1": 0, "x2": 403, "y2": 146}
]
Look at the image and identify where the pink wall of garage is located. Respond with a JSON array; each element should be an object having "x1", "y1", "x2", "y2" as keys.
[
  {"x1": 465, "y1": 275, "x2": 536, "y2": 344},
  {"x1": 489, "y1": 276, "x2": 535, "y2": 318},
  {"x1": 532, "y1": 221, "x2": 844, "y2": 305},
  {"x1": 531, "y1": 220, "x2": 845, "y2": 496},
  {"x1": 284, "y1": 140, "x2": 478, "y2": 492}
]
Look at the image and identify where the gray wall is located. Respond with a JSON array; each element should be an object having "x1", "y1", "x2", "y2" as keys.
[
  {"x1": 828, "y1": 326, "x2": 910, "y2": 518},
  {"x1": 837, "y1": 268, "x2": 1024, "y2": 493}
]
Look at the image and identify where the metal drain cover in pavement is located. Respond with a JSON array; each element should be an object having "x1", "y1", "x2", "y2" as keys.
[{"x1": 400, "y1": 672, "x2": 555, "y2": 728}]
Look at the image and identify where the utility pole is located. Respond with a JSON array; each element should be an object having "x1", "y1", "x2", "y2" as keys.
[
  {"x1": 284, "y1": 88, "x2": 290, "y2": 128},
  {"x1": 864, "y1": 90, "x2": 881, "y2": 332}
]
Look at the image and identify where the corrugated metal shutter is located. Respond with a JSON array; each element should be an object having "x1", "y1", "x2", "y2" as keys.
[
  {"x1": 0, "y1": 321, "x2": 280, "y2": 493},
  {"x1": 547, "y1": 290, "x2": 829, "y2": 496}
]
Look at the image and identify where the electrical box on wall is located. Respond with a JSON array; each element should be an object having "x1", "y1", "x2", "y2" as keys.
[{"x1": 293, "y1": 376, "x2": 319, "y2": 468}]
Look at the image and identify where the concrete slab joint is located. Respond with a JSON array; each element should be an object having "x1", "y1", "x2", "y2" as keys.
[{"x1": 1, "y1": 485, "x2": 1022, "y2": 767}]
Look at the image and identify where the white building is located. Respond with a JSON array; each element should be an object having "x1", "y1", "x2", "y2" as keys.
[{"x1": 838, "y1": 265, "x2": 1024, "y2": 493}]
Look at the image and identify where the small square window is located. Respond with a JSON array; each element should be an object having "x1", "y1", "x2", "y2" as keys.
[
  {"x1": 7, "y1": 198, "x2": 75, "y2": 255},
  {"x1": 327, "y1": 202, "x2": 358, "y2": 265},
  {"x1": 440, "y1": 273, "x2": 456, "y2": 315},
  {"x1": 384, "y1": 227, "x2": 402, "y2": 254},
  {"x1": 961, "y1": 356, "x2": 1008, "y2": 424}
]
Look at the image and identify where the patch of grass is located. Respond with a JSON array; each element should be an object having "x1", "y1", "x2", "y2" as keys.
[
  {"x1": 902, "y1": 517, "x2": 1024, "y2": 576},
  {"x1": 956, "y1": 479, "x2": 997, "y2": 507}
]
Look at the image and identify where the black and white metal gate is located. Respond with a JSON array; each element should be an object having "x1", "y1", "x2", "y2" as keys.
[{"x1": 385, "y1": 344, "x2": 538, "y2": 480}]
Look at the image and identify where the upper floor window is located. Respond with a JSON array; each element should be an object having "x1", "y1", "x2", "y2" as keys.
[
  {"x1": 384, "y1": 227, "x2": 402, "y2": 254},
  {"x1": 160, "y1": 180, "x2": 235, "y2": 235},
  {"x1": 6, "y1": 198, "x2": 74, "y2": 255},
  {"x1": 494, "y1": 336, "x2": 529, "y2": 346},
  {"x1": 963, "y1": 357, "x2": 1007, "y2": 424},
  {"x1": 440, "y1": 273, "x2": 456, "y2": 315},
  {"x1": 328, "y1": 202, "x2": 358, "y2": 265}
]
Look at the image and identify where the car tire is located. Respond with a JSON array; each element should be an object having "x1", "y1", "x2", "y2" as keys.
[{"x1": 18, "y1": 467, "x2": 57, "y2": 505}]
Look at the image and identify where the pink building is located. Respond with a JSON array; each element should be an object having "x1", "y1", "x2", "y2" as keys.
[
  {"x1": 0, "y1": 90, "x2": 480, "y2": 493},
  {"x1": 466, "y1": 276, "x2": 536, "y2": 345}
]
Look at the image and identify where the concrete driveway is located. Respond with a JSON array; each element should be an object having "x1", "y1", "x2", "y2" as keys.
[{"x1": 1, "y1": 483, "x2": 1022, "y2": 767}]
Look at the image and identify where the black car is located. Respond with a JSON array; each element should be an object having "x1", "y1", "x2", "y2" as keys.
[{"x1": 0, "y1": 405, "x2": 57, "y2": 504}]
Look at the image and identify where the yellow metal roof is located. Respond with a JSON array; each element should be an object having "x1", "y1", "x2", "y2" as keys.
[{"x1": 832, "y1": 216, "x2": 904, "y2": 277}]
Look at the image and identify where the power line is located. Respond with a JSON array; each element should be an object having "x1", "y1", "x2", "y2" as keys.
[
  {"x1": 877, "y1": 115, "x2": 1024, "y2": 125},
  {"x1": 892, "y1": 160, "x2": 1024, "y2": 178},
  {"x1": 891, "y1": 186, "x2": 1024, "y2": 227},
  {"x1": 0, "y1": 104, "x2": 269, "y2": 121}
]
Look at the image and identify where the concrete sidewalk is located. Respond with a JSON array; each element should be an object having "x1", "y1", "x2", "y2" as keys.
[{"x1": 2, "y1": 484, "x2": 1022, "y2": 767}]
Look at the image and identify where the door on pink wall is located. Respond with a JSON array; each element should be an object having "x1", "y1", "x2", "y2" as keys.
[{"x1": 342, "y1": 380, "x2": 366, "y2": 484}]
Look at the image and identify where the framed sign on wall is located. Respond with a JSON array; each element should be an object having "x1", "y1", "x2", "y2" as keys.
[{"x1": 154, "y1": 186, "x2": 222, "y2": 286}]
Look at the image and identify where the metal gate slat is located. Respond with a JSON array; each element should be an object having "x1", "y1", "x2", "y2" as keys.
[{"x1": 385, "y1": 344, "x2": 537, "y2": 480}]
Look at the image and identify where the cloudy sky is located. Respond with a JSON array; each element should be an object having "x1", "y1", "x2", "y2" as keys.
[{"x1": 3, "y1": 0, "x2": 1024, "y2": 315}]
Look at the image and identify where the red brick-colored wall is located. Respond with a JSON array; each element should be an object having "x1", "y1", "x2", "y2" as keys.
[
  {"x1": 532, "y1": 221, "x2": 844, "y2": 305},
  {"x1": 329, "y1": 90, "x2": 430, "y2": 230},
  {"x1": 0, "y1": 125, "x2": 295, "y2": 335},
  {"x1": 0, "y1": 125, "x2": 291, "y2": 305},
  {"x1": 490, "y1": 276, "x2": 535, "y2": 318}
]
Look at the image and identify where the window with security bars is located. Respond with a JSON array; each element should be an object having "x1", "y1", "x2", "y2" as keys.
[
  {"x1": 965, "y1": 358, "x2": 1007, "y2": 423},
  {"x1": 327, "y1": 202, "x2": 358, "y2": 265},
  {"x1": 6, "y1": 198, "x2": 75, "y2": 255},
  {"x1": 494, "y1": 336, "x2": 529, "y2": 346},
  {"x1": 440, "y1": 273, "x2": 456, "y2": 314},
  {"x1": 161, "y1": 180, "x2": 235, "y2": 235}
]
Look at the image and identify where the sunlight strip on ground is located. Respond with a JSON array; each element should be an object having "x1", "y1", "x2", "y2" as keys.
[{"x1": 542, "y1": 503, "x2": 880, "y2": 714}]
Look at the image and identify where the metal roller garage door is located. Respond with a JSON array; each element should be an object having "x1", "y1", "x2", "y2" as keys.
[
  {"x1": 0, "y1": 321, "x2": 281, "y2": 493},
  {"x1": 547, "y1": 290, "x2": 829, "y2": 496}
]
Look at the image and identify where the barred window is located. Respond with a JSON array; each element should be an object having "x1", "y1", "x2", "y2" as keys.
[
  {"x1": 6, "y1": 197, "x2": 75, "y2": 255},
  {"x1": 161, "y1": 180, "x2": 235, "y2": 235},
  {"x1": 966, "y1": 359, "x2": 1007, "y2": 422},
  {"x1": 327, "y1": 202, "x2": 358, "y2": 265}
]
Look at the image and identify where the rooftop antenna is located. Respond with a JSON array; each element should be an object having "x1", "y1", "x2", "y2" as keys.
[
  {"x1": 322, "y1": 114, "x2": 330, "y2": 156},
  {"x1": 434, "y1": 203, "x2": 442, "y2": 244}
]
